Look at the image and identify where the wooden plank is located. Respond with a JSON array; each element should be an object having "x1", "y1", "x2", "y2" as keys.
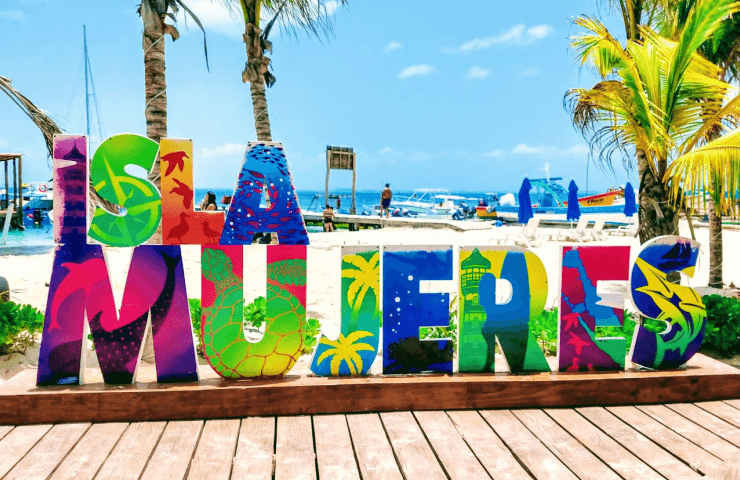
[
  {"x1": 0, "y1": 424, "x2": 53, "y2": 478},
  {"x1": 4, "y1": 423, "x2": 90, "y2": 480},
  {"x1": 545, "y1": 408, "x2": 663, "y2": 480},
  {"x1": 637, "y1": 404, "x2": 740, "y2": 460},
  {"x1": 49, "y1": 422, "x2": 129, "y2": 480},
  {"x1": 703, "y1": 450, "x2": 740, "y2": 480},
  {"x1": 665, "y1": 403, "x2": 740, "y2": 448},
  {"x1": 577, "y1": 406, "x2": 701, "y2": 480},
  {"x1": 380, "y1": 411, "x2": 448, "y2": 480},
  {"x1": 0, "y1": 425, "x2": 12, "y2": 440},
  {"x1": 275, "y1": 416, "x2": 316, "y2": 480},
  {"x1": 607, "y1": 405, "x2": 721, "y2": 475},
  {"x1": 346, "y1": 413, "x2": 404, "y2": 480},
  {"x1": 3, "y1": 354, "x2": 740, "y2": 425},
  {"x1": 187, "y1": 419, "x2": 240, "y2": 480},
  {"x1": 139, "y1": 420, "x2": 203, "y2": 480},
  {"x1": 725, "y1": 399, "x2": 740, "y2": 411},
  {"x1": 313, "y1": 415, "x2": 361, "y2": 480},
  {"x1": 697, "y1": 401, "x2": 740, "y2": 429},
  {"x1": 414, "y1": 411, "x2": 491, "y2": 480},
  {"x1": 446, "y1": 410, "x2": 532, "y2": 480},
  {"x1": 479, "y1": 409, "x2": 578, "y2": 480},
  {"x1": 231, "y1": 417, "x2": 275, "y2": 480},
  {"x1": 95, "y1": 421, "x2": 166, "y2": 480},
  {"x1": 513, "y1": 409, "x2": 621, "y2": 480}
]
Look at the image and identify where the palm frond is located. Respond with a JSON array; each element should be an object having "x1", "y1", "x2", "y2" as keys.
[
  {"x1": 0, "y1": 75, "x2": 62, "y2": 157},
  {"x1": 667, "y1": 127, "x2": 740, "y2": 212}
]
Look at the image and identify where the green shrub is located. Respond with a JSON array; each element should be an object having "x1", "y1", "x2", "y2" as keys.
[
  {"x1": 243, "y1": 296, "x2": 266, "y2": 330},
  {"x1": 0, "y1": 301, "x2": 44, "y2": 355},
  {"x1": 420, "y1": 296, "x2": 459, "y2": 353},
  {"x1": 702, "y1": 294, "x2": 740, "y2": 357},
  {"x1": 303, "y1": 318, "x2": 322, "y2": 355},
  {"x1": 189, "y1": 298, "x2": 203, "y2": 356}
]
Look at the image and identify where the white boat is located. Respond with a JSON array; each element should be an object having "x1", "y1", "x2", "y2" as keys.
[{"x1": 363, "y1": 189, "x2": 476, "y2": 218}]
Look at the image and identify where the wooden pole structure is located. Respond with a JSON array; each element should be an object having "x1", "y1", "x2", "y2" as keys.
[
  {"x1": 3, "y1": 161, "x2": 7, "y2": 210},
  {"x1": 324, "y1": 147, "x2": 331, "y2": 209},
  {"x1": 12, "y1": 159, "x2": 17, "y2": 228},
  {"x1": 351, "y1": 158, "x2": 357, "y2": 215},
  {"x1": 17, "y1": 155, "x2": 22, "y2": 228}
]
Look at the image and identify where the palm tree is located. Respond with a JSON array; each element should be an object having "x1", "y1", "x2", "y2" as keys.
[
  {"x1": 343, "y1": 252, "x2": 380, "y2": 309},
  {"x1": 657, "y1": 0, "x2": 740, "y2": 287},
  {"x1": 137, "y1": 0, "x2": 225, "y2": 243},
  {"x1": 231, "y1": 0, "x2": 347, "y2": 141},
  {"x1": 315, "y1": 331, "x2": 375, "y2": 375},
  {"x1": 566, "y1": 0, "x2": 740, "y2": 243}
]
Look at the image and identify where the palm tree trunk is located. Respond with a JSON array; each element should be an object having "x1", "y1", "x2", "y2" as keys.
[
  {"x1": 708, "y1": 196, "x2": 723, "y2": 287},
  {"x1": 143, "y1": 11, "x2": 167, "y2": 244},
  {"x1": 250, "y1": 79, "x2": 272, "y2": 141},
  {"x1": 637, "y1": 149, "x2": 678, "y2": 243}
]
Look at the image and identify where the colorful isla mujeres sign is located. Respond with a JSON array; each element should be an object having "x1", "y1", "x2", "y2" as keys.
[{"x1": 37, "y1": 133, "x2": 707, "y2": 386}]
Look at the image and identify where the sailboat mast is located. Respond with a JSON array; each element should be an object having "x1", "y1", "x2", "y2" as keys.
[{"x1": 84, "y1": 25, "x2": 90, "y2": 138}]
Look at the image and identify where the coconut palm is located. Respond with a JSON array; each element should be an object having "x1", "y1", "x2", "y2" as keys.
[
  {"x1": 343, "y1": 252, "x2": 380, "y2": 311},
  {"x1": 657, "y1": 0, "x2": 740, "y2": 286},
  {"x1": 566, "y1": 0, "x2": 740, "y2": 243},
  {"x1": 315, "y1": 331, "x2": 375, "y2": 375},
  {"x1": 230, "y1": 0, "x2": 347, "y2": 141}
]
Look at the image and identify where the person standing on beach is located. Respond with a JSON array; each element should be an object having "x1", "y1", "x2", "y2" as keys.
[
  {"x1": 380, "y1": 183, "x2": 392, "y2": 218},
  {"x1": 323, "y1": 204, "x2": 336, "y2": 232}
]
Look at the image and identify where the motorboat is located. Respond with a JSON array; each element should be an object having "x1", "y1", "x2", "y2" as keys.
[{"x1": 363, "y1": 189, "x2": 476, "y2": 218}]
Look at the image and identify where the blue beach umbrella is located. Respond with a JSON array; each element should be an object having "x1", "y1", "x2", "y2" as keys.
[
  {"x1": 518, "y1": 178, "x2": 534, "y2": 224},
  {"x1": 567, "y1": 180, "x2": 581, "y2": 222},
  {"x1": 624, "y1": 182, "x2": 637, "y2": 217}
]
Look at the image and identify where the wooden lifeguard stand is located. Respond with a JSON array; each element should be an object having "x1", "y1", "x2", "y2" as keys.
[
  {"x1": 325, "y1": 146, "x2": 357, "y2": 215},
  {"x1": 0, "y1": 154, "x2": 23, "y2": 229}
]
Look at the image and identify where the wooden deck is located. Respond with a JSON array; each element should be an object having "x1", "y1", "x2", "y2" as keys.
[{"x1": 1, "y1": 401, "x2": 740, "y2": 479}]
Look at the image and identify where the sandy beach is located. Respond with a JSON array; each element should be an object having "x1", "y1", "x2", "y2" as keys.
[{"x1": 1, "y1": 221, "x2": 735, "y2": 382}]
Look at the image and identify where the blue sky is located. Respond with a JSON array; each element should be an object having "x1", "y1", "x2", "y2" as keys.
[{"x1": 0, "y1": 0, "x2": 634, "y2": 193}]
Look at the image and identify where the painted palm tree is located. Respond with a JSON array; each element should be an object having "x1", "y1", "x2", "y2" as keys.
[
  {"x1": 315, "y1": 331, "x2": 375, "y2": 375},
  {"x1": 657, "y1": 0, "x2": 740, "y2": 286},
  {"x1": 343, "y1": 251, "x2": 380, "y2": 312},
  {"x1": 566, "y1": 0, "x2": 740, "y2": 243},
  {"x1": 231, "y1": 0, "x2": 347, "y2": 141}
]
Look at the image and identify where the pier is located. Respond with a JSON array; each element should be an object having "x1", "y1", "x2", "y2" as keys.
[{"x1": 302, "y1": 212, "x2": 493, "y2": 232}]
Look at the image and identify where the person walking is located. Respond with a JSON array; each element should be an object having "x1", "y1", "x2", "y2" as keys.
[{"x1": 380, "y1": 183, "x2": 392, "y2": 218}]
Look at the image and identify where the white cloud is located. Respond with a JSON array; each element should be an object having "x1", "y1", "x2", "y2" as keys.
[
  {"x1": 458, "y1": 24, "x2": 553, "y2": 52},
  {"x1": 520, "y1": 68, "x2": 540, "y2": 77},
  {"x1": 484, "y1": 144, "x2": 588, "y2": 158},
  {"x1": 174, "y1": 0, "x2": 242, "y2": 37},
  {"x1": 0, "y1": 10, "x2": 24, "y2": 21},
  {"x1": 399, "y1": 64, "x2": 434, "y2": 79},
  {"x1": 379, "y1": 147, "x2": 397, "y2": 155},
  {"x1": 384, "y1": 41, "x2": 403, "y2": 52},
  {"x1": 324, "y1": 0, "x2": 341, "y2": 15},
  {"x1": 201, "y1": 143, "x2": 245, "y2": 158},
  {"x1": 466, "y1": 66, "x2": 490, "y2": 79}
]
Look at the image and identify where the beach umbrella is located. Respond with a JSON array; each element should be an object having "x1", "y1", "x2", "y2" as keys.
[
  {"x1": 624, "y1": 182, "x2": 637, "y2": 217},
  {"x1": 518, "y1": 178, "x2": 534, "y2": 224},
  {"x1": 567, "y1": 180, "x2": 581, "y2": 222}
]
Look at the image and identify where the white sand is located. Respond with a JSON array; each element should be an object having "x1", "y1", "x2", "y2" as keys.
[{"x1": 0, "y1": 220, "x2": 735, "y2": 382}]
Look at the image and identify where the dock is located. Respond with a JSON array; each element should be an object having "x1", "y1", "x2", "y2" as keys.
[{"x1": 303, "y1": 212, "x2": 494, "y2": 232}]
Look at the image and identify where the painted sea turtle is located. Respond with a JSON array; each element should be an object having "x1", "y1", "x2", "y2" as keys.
[{"x1": 201, "y1": 248, "x2": 306, "y2": 378}]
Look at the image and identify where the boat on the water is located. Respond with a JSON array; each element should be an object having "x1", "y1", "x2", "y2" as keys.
[
  {"x1": 363, "y1": 189, "x2": 476, "y2": 218},
  {"x1": 477, "y1": 177, "x2": 632, "y2": 224}
]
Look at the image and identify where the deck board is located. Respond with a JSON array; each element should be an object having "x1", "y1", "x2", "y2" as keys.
[
  {"x1": 414, "y1": 410, "x2": 491, "y2": 480},
  {"x1": 49, "y1": 422, "x2": 129, "y2": 480},
  {"x1": 94, "y1": 421, "x2": 166, "y2": 480},
  {"x1": 545, "y1": 408, "x2": 663, "y2": 480},
  {"x1": 231, "y1": 417, "x2": 275, "y2": 480},
  {"x1": 139, "y1": 420, "x2": 203, "y2": 480},
  {"x1": 577, "y1": 406, "x2": 702, "y2": 480},
  {"x1": 607, "y1": 405, "x2": 721, "y2": 475},
  {"x1": 0, "y1": 425, "x2": 13, "y2": 441},
  {"x1": 3, "y1": 423, "x2": 90, "y2": 480},
  {"x1": 513, "y1": 409, "x2": 621, "y2": 480},
  {"x1": 313, "y1": 415, "x2": 361, "y2": 480},
  {"x1": 345, "y1": 413, "x2": 404, "y2": 480},
  {"x1": 1, "y1": 401, "x2": 740, "y2": 480},
  {"x1": 187, "y1": 419, "x2": 240, "y2": 480},
  {"x1": 446, "y1": 410, "x2": 533, "y2": 480},
  {"x1": 637, "y1": 404, "x2": 740, "y2": 460},
  {"x1": 275, "y1": 416, "x2": 316, "y2": 480},
  {"x1": 380, "y1": 411, "x2": 448, "y2": 480},
  {"x1": 0, "y1": 424, "x2": 53, "y2": 478},
  {"x1": 479, "y1": 410, "x2": 579, "y2": 480}
]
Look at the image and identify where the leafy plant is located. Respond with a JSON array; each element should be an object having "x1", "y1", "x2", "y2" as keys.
[
  {"x1": 702, "y1": 294, "x2": 740, "y2": 357},
  {"x1": 420, "y1": 296, "x2": 459, "y2": 353},
  {"x1": 0, "y1": 301, "x2": 44, "y2": 355},
  {"x1": 243, "y1": 296, "x2": 266, "y2": 330},
  {"x1": 303, "y1": 317, "x2": 322, "y2": 355},
  {"x1": 189, "y1": 298, "x2": 203, "y2": 356}
]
